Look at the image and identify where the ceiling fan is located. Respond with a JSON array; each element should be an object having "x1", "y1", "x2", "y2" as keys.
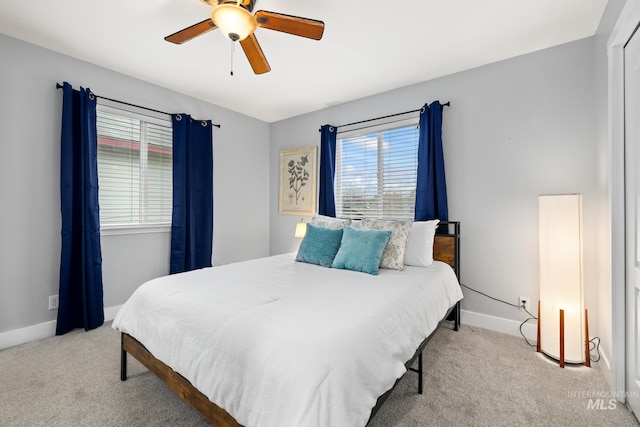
[{"x1": 165, "y1": 0, "x2": 325, "y2": 75}]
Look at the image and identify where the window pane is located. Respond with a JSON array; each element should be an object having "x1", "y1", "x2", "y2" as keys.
[
  {"x1": 97, "y1": 112, "x2": 141, "y2": 225},
  {"x1": 336, "y1": 124, "x2": 418, "y2": 220},
  {"x1": 96, "y1": 108, "x2": 172, "y2": 226},
  {"x1": 336, "y1": 133, "x2": 379, "y2": 218},
  {"x1": 380, "y1": 127, "x2": 418, "y2": 219},
  {"x1": 145, "y1": 123, "x2": 172, "y2": 223}
]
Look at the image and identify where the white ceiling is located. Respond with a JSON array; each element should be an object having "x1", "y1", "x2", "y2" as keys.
[{"x1": 0, "y1": 0, "x2": 608, "y2": 123}]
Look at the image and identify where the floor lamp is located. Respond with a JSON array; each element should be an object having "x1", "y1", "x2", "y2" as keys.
[{"x1": 537, "y1": 194, "x2": 590, "y2": 368}]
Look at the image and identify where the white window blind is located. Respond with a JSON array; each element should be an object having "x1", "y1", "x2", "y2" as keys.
[
  {"x1": 335, "y1": 120, "x2": 419, "y2": 220},
  {"x1": 96, "y1": 105, "x2": 172, "y2": 227}
]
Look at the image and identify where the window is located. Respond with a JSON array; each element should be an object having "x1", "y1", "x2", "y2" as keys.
[
  {"x1": 335, "y1": 119, "x2": 419, "y2": 220},
  {"x1": 96, "y1": 104, "x2": 172, "y2": 227}
]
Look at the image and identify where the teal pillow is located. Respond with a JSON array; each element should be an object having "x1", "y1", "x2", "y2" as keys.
[
  {"x1": 331, "y1": 226, "x2": 392, "y2": 275},
  {"x1": 296, "y1": 223, "x2": 344, "y2": 267}
]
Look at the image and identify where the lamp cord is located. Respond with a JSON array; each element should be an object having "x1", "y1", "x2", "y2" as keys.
[
  {"x1": 460, "y1": 283, "x2": 601, "y2": 361},
  {"x1": 459, "y1": 283, "x2": 520, "y2": 308}
]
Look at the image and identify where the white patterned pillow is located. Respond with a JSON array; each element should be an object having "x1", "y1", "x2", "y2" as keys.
[
  {"x1": 361, "y1": 219, "x2": 413, "y2": 270},
  {"x1": 349, "y1": 219, "x2": 362, "y2": 229},
  {"x1": 310, "y1": 214, "x2": 351, "y2": 229}
]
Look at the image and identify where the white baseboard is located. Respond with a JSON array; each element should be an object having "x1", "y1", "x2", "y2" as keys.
[
  {"x1": 0, "y1": 321, "x2": 57, "y2": 351},
  {"x1": 0, "y1": 304, "x2": 122, "y2": 350},
  {"x1": 599, "y1": 347, "x2": 612, "y2": 385},
  {"x1": 461, "y1": 309, "x2": 614, "y2": 382},
  {"x1": 461, "y1": 309, "x2": 537, "y2": 342},
  {"x1": 104, "y1": 304, "x2": 122, "y2": 321}
]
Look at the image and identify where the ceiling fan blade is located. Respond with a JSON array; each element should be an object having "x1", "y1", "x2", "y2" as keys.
[
  {"x1": 254, "y1": 10, "x2": 324, "y2": 40},
  {"x1": 240, "y1": 34, "x2": 271, "y2": 74},
  {"x1": 165, "y1": 19, "x2": 217, "y2": 44}
]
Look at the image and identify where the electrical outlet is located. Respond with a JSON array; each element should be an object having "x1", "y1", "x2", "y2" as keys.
[
  {"x1": 519, "y1": 296, "x2": 530, "y2": 312},
  {"x1": 48, "y1": 295, "x2": 59, "y2": 310}
]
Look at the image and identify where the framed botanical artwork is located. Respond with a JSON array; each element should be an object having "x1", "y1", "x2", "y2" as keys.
[{"x1": 279, "y1": 146, "x2": 317, "y2": 216}]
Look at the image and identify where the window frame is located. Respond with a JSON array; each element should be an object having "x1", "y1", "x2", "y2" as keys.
[
  {"x1": 96, "y1": 99, "x2": 173, "y2": 235},
  {"x1": 335, "y1": 117, "x2": 420, "y2": 221}
]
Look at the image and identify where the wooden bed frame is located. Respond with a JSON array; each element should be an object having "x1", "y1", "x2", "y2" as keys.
[{"x1": 120, "y1": 221, "x2": 461, "y2": 427}]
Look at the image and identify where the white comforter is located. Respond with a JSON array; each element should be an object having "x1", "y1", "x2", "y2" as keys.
[{"x1": 112, "y1": 253, "x2": 463, "y2": 427}]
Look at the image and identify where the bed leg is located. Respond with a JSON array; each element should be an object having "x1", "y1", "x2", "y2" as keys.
[
  {"x1": 446, "y1": 301, "x2": 461, "y2": 331},
  {"x1": 417, "y1": 352, "x2": 423, "y2": 394},
  {"x1": 120, "y1": 334, "x2": 127, "y2": 381}
]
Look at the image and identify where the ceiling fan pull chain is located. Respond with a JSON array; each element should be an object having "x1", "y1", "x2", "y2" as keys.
[{"x1": 230, "y1": 39, "x2": 235, "y2": 76}]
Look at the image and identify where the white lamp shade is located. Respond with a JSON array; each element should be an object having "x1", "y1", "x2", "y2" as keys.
[
  {"x1": 210, "y1": 4, "x2": 257, "y2": 41},
  {"x1": 538, "y1": 194, "x2": 585, "y2": 363},
  {"x1": 295, "y1": 222, "x2": 307, "y2": 238}
]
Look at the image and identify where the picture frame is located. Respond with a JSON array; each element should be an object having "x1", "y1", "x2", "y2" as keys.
[{"x1": 279, "y1": 146, "x2": 317, "y2": 216}]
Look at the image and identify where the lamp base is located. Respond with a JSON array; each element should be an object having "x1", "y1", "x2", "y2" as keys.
[
  {"x1": 537, "y1": 351, "x2": 592, "y2": 367},
  {"x1": 536, "y1": 301, "x2": 590, "y2": 368}
]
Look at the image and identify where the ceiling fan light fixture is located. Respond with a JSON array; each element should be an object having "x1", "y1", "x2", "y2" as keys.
[{"x1": 211, "y1": 3, "x2": 257, "y2": 41}]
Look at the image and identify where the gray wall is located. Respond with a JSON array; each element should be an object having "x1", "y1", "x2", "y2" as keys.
[
  {"x1": 270, "y1": 37, "x2": 600, "y2": 336},
  {"x1": 0, "y1": 34, "x2": 270, "y2": 334}
]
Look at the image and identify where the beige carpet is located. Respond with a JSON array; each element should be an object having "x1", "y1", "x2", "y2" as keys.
[{"x1": 0, "y1": 322, "x2": 637, "y2": 427}]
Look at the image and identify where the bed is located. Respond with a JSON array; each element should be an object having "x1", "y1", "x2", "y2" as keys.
[{"x1": 113, "y1": 221, "x2": 462, "y2": 427}]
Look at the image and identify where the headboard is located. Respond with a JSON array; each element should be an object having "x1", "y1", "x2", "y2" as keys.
[{"x1": 433, "y1": 221, "x2": 460, "y2": 279}]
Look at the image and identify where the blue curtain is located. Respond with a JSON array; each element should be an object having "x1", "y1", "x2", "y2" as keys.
[
  {"x1": 415, "y1": 101, "x2": 448, "y2": 221},
  {"x1": 170, "y1": 114, "x2": 214, "y2": 274},
  {"x1": 57, "y1": 82, "x2": 104, "y2": 335},
  {"x1": 318, "y1": 124, "x2": 337, "y2": 217}
]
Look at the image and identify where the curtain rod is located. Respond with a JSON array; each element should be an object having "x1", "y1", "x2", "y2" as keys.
[
  {"x1": 318, "y1": 102, "x2": 449, "y2": 132},
  {"x1": 56, "y1": 83, "x2": 221, "y2": 128}
]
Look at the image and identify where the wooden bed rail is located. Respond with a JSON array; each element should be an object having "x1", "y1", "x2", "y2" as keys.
[{"x1": 121, "y1": 333, "x2": 242, "y2": 427}]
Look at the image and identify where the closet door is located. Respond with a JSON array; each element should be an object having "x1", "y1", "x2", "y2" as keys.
[{"x1": 625, "y1": 23, "x2": 640, "y2": 417}]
